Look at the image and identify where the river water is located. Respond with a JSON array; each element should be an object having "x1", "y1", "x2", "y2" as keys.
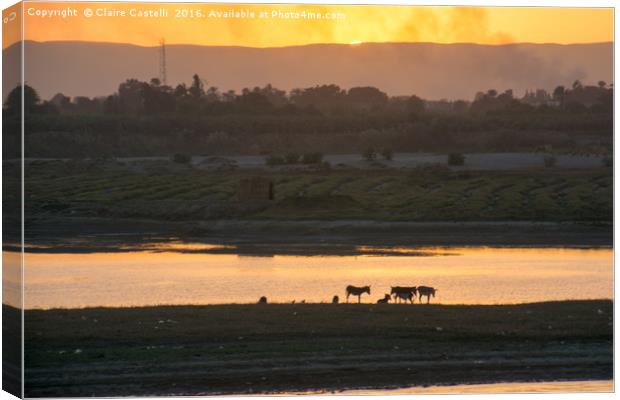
[
  {"x1": 319, "y1": 380, "x2": 613, "y2": 394},
  {"x1": 12, "y1": 245, "x2": 612, "y2": 309}
]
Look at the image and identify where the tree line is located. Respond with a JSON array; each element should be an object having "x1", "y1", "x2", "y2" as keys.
[
  {"x1": 4, "y1": 74, "x2": 613, "y2": 117},
  {"x1": 2, "y1": 76, "x2": 613, "y2": 158}
]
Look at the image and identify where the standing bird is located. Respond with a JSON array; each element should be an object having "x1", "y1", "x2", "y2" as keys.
[{"x1": 332, "y1": 295, "x2": 339, "y2": 304}]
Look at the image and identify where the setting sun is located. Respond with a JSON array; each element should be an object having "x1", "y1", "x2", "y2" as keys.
[
  {"x1": 15, "y1": 3, "x2": 614, "y2": 49},
  {"x1": 4, "y1": 1, "x2": 614, "y2": 396}
]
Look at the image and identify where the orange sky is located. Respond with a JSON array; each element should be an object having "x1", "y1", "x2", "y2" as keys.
[{"x1": 13, "y1": 3, "x2": 614, "y2": 49}]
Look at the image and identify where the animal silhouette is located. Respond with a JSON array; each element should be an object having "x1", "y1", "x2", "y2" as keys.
[
  {"x1": 393, "y1": 291, "x2": 414, "y2": 304},
  {"x1": 258, "y1": 296, "x2": 267, "y2": 304},
  {"x1": 391, "y1": 286, "x2": 417, "y2": 303},
  {"x1": 377, "y1": 294, "x2": 391, "y2": 304},
  {"x1": 332, "y1": 295, "x2": 339, "y2": 304},
  {"x1": 417, "y1": 286, "x2": 437, "y2": 304},
  {"x1": 346, "y1": 285, "x2": 371, "y2": 303}
]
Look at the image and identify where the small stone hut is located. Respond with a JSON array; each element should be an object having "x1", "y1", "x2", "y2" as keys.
[{"x1": 238, "y1": 177, "x2": 274, "y2": 201}]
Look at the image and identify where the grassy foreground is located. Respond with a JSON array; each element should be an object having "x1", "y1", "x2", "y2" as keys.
[{"x1": 24, "y1": 300, "x2": 612, "y2": 396}]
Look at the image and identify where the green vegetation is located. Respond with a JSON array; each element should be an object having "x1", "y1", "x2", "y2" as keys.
[
  {"x1": 172, "y1": 153, "x2": 192, "y2": 164},
  {"x1": 24, "y1": 301, "x2": 612, "y2": 396},
  {"x1": 284, "y1": 152, "x2": 300, "y2": 164},
  {"x1": 362, "y1": 147, "x2": 377, "y2": 161},
  {"x1": 300, "y1": 152, "x2": 323, "y2": 165},
  {"x1": 447, "y1": 153, "x2": 465, "y2": 166},
  {"x1": 544, "y1": 154, "x2": 557, "y2": 168},
  {"x1": 20, "y1": 161, "x2": 612, "y2": 223},
  {"x1": 380, "y1": 148, "x2": 394, "y2": 161},
  {"x1": 265, "y1": 154, "x2": 286, "y2": 166},
  {"x1": 3, "y1": 78, "x2": 612, "y2": 159},
  {"x1": 266, "y1": 152, "x2": 324, "y2": 166}
]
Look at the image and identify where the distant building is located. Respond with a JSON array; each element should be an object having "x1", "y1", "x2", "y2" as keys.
[{"x1": 238, "y1": 177, "x2": 274, "y2": 202}]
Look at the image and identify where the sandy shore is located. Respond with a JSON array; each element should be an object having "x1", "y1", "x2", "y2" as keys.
[{"x1": 23, "y1": 300, "x2": 612, "y2": 396}]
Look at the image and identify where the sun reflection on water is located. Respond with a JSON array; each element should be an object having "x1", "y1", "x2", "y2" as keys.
[{"x1": 17, "y1": 246, "x2": 613, "y2": 309}]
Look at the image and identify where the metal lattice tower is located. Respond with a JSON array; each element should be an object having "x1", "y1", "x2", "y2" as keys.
[{"x1": 159, "y1": 39, "x2": 167, "y2": 86}]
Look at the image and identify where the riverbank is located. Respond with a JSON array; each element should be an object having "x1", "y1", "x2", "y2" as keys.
[
  {"x1": 17, "y1": 218, "x2": 613, "y2": 255},
  {"x1": 24, "y1": 300, "x2": 613, "y2": 396}
]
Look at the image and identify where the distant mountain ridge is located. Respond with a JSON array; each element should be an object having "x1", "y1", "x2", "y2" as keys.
[{"x1": 3, "y1": 40, "x2": 613, "y2": 101}]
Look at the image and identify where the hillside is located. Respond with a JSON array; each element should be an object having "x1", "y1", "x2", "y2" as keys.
[{"x1": 5, "y1": 40, "x2": 612, "y2": 101}]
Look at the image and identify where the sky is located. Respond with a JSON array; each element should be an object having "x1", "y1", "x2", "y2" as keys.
[{"x1": 15, "y1": 3, "x2": 614, "y2": 49}]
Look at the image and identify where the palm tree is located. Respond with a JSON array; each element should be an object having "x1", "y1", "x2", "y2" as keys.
[{"x1": 189, "y1": 74, "x2": 205, "y2": 99}]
